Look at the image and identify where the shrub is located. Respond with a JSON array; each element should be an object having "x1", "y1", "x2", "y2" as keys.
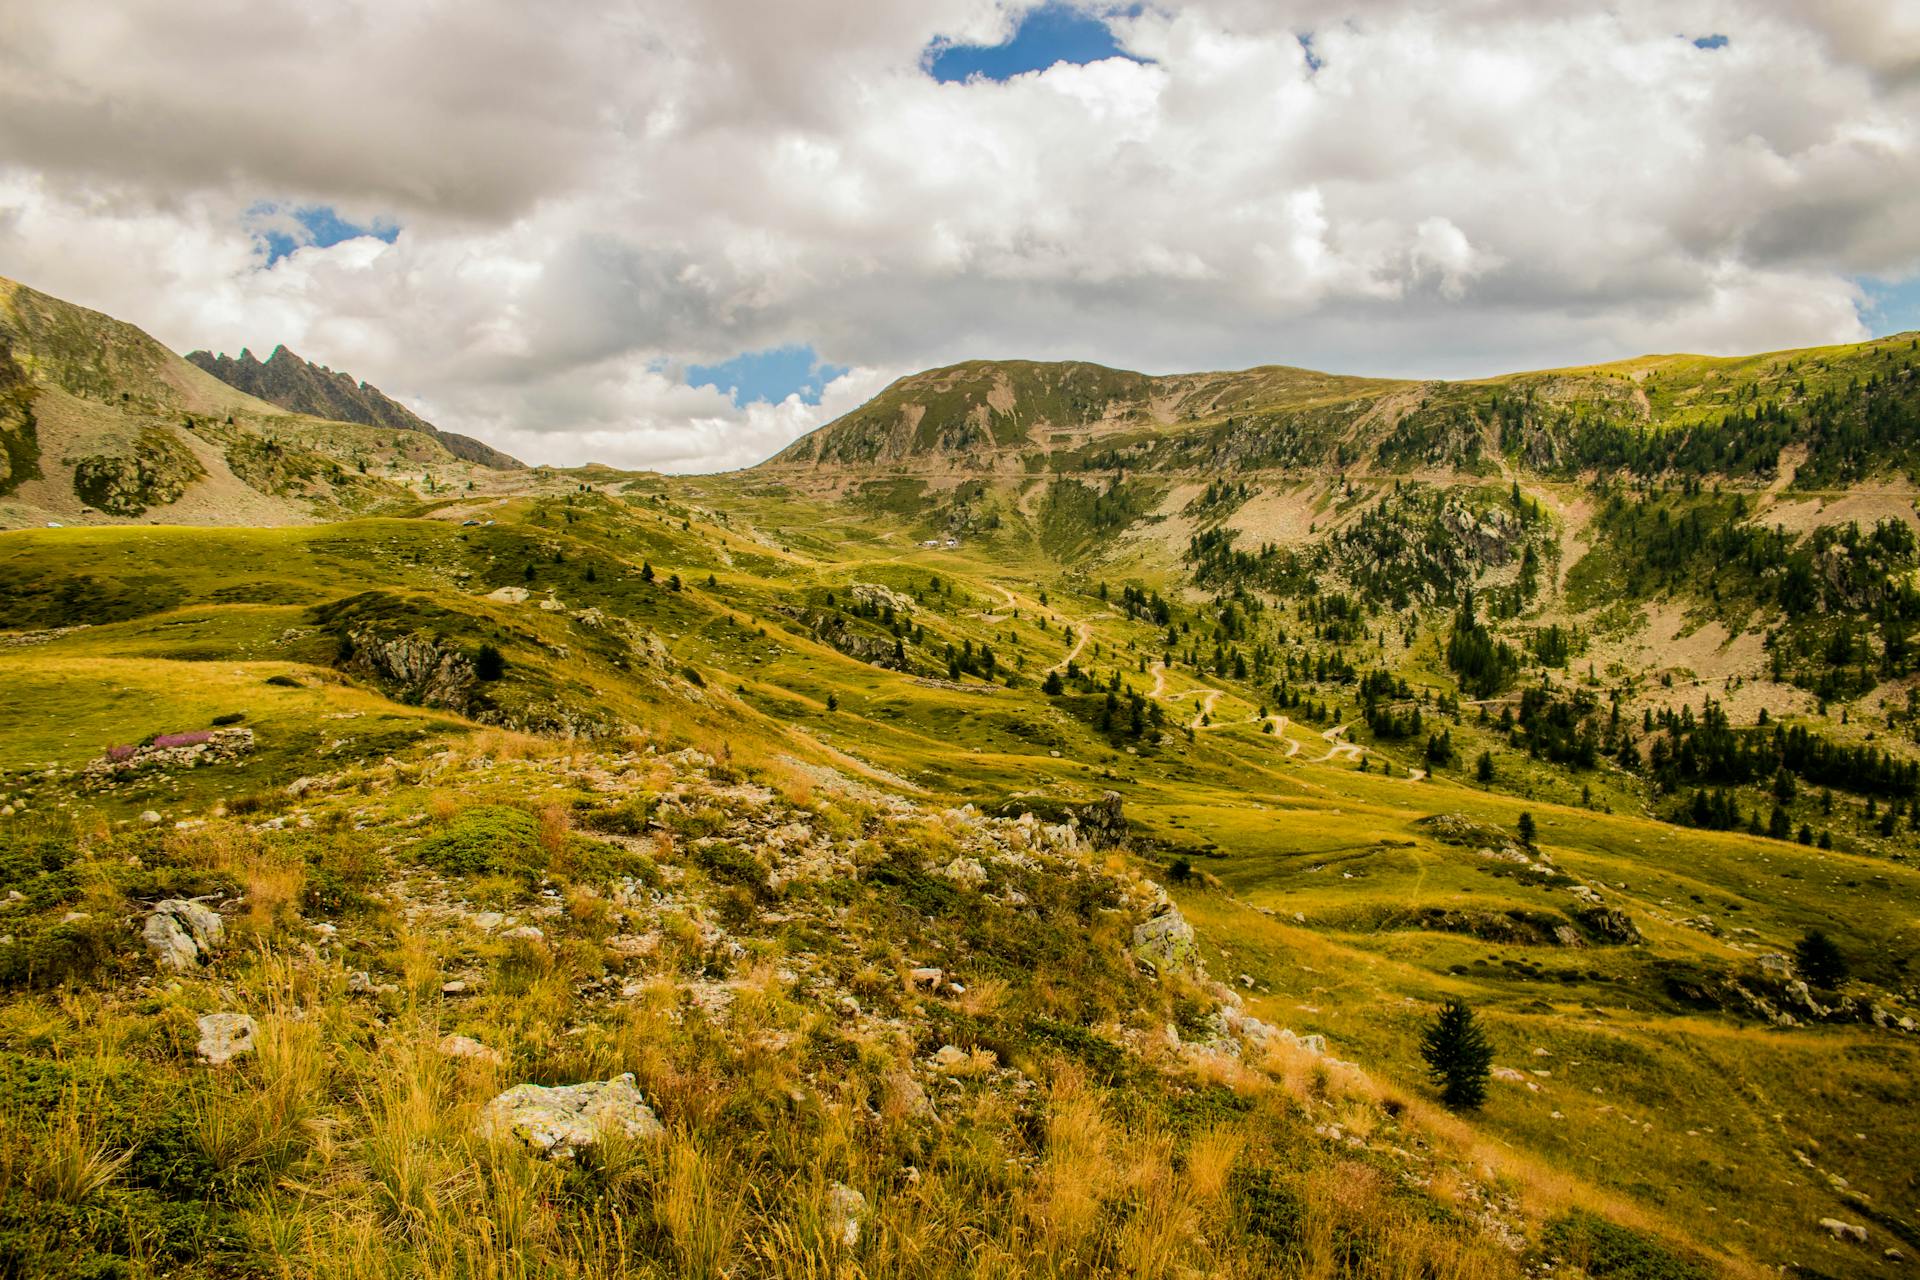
[
  {"x1": 1794, "y1": 928, "x2": 1848, "y2": 988},
  {"x1": 414, "y1": 805, "x2": 544, "y2": 879},
  {"x1": 475, "y1": 643, "x2": 506, "y2": 681}
]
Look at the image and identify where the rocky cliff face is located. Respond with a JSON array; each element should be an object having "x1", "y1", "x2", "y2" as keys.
[{"x1": 187, "y1": 345, "x2": 522, "y2": 470}]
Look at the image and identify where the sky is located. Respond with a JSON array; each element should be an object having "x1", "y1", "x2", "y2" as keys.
[{"x1": 1, "y1": 2, "x2": 1917, "y2": 473}]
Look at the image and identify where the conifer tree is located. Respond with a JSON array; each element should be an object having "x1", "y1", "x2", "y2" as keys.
[{"x1": 1420, "y1": 1000, "x2": 1493, "y2": 1109}]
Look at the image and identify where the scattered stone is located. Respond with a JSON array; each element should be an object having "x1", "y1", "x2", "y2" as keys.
[
  {"x1": 438, "y1": 1033, "x2": 505, "y2": 1065},
  {"x1": 937, "y1": 856, "x2": 987, "y2": 888},
  {"x1": 196, "y1": 1012, "x2": 257, "y2": 1065},
  {"x1": 140, "y1": 810, "x2": 162, "y2": 825},
  {"x1": 1820, "y1": 1218, "x2": 1867, "y2": 1244},
  {"x1": 478, "y1": 1073, "x2": 663, "y2": 1159},
  {"x1": 825, "y1": 1182, "x2": 868, "y2": 1248},
  {"x1": 908, "y1": 966, "x2": 944, "y2": 988}
]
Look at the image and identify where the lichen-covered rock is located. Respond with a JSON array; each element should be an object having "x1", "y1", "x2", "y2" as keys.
[
  {"x1": 477, "y1": 1073, "x2": 663, "y2": 1159},
  {"x1": 144, "y1": 899, "x2": 224, "y2": 971},
  {"x1": 1132, "y1": 901, "x2": 1200, "y2": 978},
  {"x1": 825, "y1": 1182, "x2": 868, "y2": 1248},
  {"x1": 196, "y1": 1012, "x2": 257, "y2": 1064}
]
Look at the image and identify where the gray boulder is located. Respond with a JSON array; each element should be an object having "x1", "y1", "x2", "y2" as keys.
[
  {"x1": 144, "y1": 900, "x2": 225, "y2": 972},
  {"x1": 478, "y1": 1073, "x2": 663, "y2": 1159},
  {"x1": 196, "y1": 1012, "x2": 257, "y2": 1064},
  {"x1": 1076, "y1": 791, "x2": 1128, "y2": 849}
]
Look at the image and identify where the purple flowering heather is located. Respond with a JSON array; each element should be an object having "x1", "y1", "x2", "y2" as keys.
[
  {"x1": 152, "y1": 731, "x2": 213, "y2": 749},
  {"x1": 105, "y1": 745, "x2": 137, "y2": 763}
]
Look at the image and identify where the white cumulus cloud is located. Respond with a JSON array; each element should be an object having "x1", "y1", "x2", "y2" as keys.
[{"x1": 0, "y1": 0, "x2": 1914, "y2": 470}]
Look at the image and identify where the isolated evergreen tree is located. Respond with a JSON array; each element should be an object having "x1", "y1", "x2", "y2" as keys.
[
  {"x1": 1794, "y1": 929, "x2": 1847, "y2": 988},
  {"x1": 1516, "y1": 811, "x2": 1537, "y2": 847},
  {"x1": 1475, "y1": 751, "x2": 1495, "y2": 783},
  {"x1": 1042, "y1": 670, "x2": 1065, "y2": 696},
  {"x1": 1420, "y1": 999, "x2": 1493, "y2": 1109},
  {"x1": 825, "y1": 693, "x2": 839, "y2": 713},
  {"x1": 640, "y1": 561, "x2": 655, "y2": 584},
  {"x1": 474, "y1": 644, "x2": 506, "y2": 682}
]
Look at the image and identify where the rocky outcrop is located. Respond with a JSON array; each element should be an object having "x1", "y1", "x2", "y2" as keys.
[
  {"x1": 340, "y1": 630, "x2": 478, "y2": 713},
  {"x1": 72, "y1": 428, "x2": 203, "y2": 515},
  {"x1": 477, "y1": 1073, "x2": 664, "y2": 1159},
  {"x1": 144, "y1": 899, "x2": 225, "y2": 971}
]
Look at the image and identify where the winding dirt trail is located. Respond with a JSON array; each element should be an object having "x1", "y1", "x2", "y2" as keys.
[
  {"x1": 1048, "y1": 623, "x2": 1090, "y2": 674},
  {"x1": 1312, "y1": 723, "x2": 1365, "y2": 764},
  {"x1": 1187, "y1": 689, "x2": 1222, "y2": 730}
]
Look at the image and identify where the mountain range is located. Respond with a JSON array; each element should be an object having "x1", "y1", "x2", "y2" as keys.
[{"x1": 186, "y1": 345, "x2": 522, "y2": 470}]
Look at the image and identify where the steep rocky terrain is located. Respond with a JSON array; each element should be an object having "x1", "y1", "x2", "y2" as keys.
[{"x1": 188, "y1": 345, "x2": 522, "y2": 470}]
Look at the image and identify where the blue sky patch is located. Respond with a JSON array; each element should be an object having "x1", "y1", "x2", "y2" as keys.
[
  {"x1": 687, "y1": 345, "x2": 850, "y2": 407},
  {"x1": 1297, "y1": 32, "x2": 1324, "y2": 73},
  {"x1": 1692, "y1": 33, "x2": 1730, "y2": 50},
  {"x1": 1860, "y1": 276, "x2": 1920, "y2": 339},
  {"x1": 249, "y1": 202, "x2": 400, "y2": 266},
  {"x1": 926, "y1": 3, "x2": 1146, "y2": 83}
]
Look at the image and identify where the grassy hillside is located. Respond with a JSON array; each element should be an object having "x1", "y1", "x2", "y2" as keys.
[
  {"x1": 3, "y1": 469, "x2": 1916, "y2": 1276},
  {"x1": 767, "y1": 335, "x2": 1920, "y2": 487}
]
